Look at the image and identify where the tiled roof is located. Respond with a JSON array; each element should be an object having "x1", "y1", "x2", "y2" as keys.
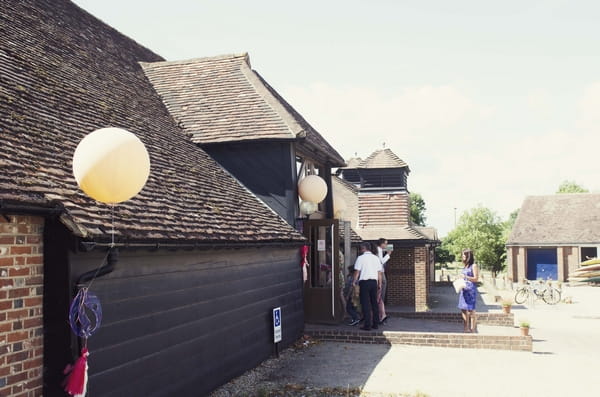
[
  {"x1": 255, "y1": 72, "x2": 345, "y2": 166},
  {"x1": 338, "y1": 223, "x2": 362, "y2": 244},
  {"x1": 414, "y1": 226, "x2": 439, "y2": 241},
  {"x1": 332, "y1": 175, "x2": 359, "y2": 233},
  {"x1": 141, "y1": 55, "x2": 345, "y2": 167},
  {"x1": 358, "y1": 194, "x2": 410, "y2": 228},
  {"x1": 352, "y1": 149, "x2": 409, "y2": 170},
  {"x1": 354, "y1": 193, "x2": 432, "y2": 241},
  {"x1": 0, "y1": 0, "x2": 304, "y2": 244},
  {"x1": 507, "y1": 194, "x2": 600, "y2": 245},
  {"x1": 357, "y1": 226, "x2": 429, "y2": 242},
  {"x1": 343, "y1": 157, "x2": 363, "y2": 169},
  {"x1": 141, "y1": 54, "x2": 297, "y2": 143},
  {"x1": 333, "y1": 175, "x2": 359, "y2": 194}
]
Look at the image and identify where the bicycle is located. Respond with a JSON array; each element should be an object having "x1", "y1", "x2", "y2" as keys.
[{"x1": 514, "y1": 279, "x2": 561, "y2": 305}]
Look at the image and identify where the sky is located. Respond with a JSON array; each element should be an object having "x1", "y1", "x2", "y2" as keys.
[{"x1": 73, "y1": 0, "x2": 600, "y2": 237}]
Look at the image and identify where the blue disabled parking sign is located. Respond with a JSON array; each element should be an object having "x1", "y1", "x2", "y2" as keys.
[{"x1": 273, "y1": 307, "x2": 282, "y2": 343}]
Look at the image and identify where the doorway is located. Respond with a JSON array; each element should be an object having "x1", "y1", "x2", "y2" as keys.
[
  {"x1": 302, "y1": 219, "x2": 344, "y2": 324},
  {"x1": 527, "y1": 248, "x2": 558, "y2": 280}
]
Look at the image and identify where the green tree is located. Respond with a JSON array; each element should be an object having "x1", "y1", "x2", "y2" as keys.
[
  {"x1": 409, "y1": 192, "x2": 426, "y2": 226},
  {"x1": 435, "y1": 245, "x2": 455, "y2": 265},
  {"x1": 557, "y1": 180, "x2": 588, "y2": 193},
  {"x1": 502, "y1": 209, "x2": 519, "y2": 240},
  {"x1": 445, "y1": 205, "x2": 506, "y2": 276}
]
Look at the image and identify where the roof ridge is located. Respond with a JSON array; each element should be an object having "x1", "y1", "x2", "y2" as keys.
[
  {"x1": 361, "y1": 148, "x2": 408, "y2": 168},
  {"x1": 140, "y1": 52, "x2": 249, "y2": 68},
  {"x1": 332, "y1": 175, "x2": 359, "y2": 193},
  {"x1": 240, "y1": 66, "x2": 302, "y2": 138},
  {"x1": 526, "y1": 192, "x2": 598, "y2": 199}
]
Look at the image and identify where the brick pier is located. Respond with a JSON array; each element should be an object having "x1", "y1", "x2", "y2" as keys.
[{"x1": 0, "y1": 215, "x2": 44, "y2": 396}]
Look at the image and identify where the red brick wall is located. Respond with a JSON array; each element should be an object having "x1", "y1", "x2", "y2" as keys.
[
  {"x1": 385, "y1": 245, "x2": 429, "y2": 311},
  {"x1": 425, "y1": 245, "x2": 433, "y2": 306},
  {"x1": 414, "y1": 246, "x2": 427, "y2": 312},
  {"x1": 0, "y1": 215, "x2": 44, "y2": 396},
  {"x1": 506, "y1": 247, "x2": 517, "y2": 283},
  {"x1": 386, "y1": 248, "x2": 415, "y2": 305}
]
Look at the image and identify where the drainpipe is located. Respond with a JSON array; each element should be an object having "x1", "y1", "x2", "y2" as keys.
[{"x1": 76, "y1": 246, "x2": 119, "y2": 286}]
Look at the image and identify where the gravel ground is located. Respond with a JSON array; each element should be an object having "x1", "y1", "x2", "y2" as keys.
[
  {"x1": 209, "y1": 336, "x2": 423, "y2": 397},
  {"x1": 210, "y1": 285, "x2": 600, "y2": 397}
]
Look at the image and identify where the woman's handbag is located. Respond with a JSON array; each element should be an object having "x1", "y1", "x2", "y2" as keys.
[{"x1": 453, "y1": 278, "x2": 467, "y2": 293}]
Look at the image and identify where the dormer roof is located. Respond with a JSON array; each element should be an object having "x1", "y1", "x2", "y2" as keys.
[
  {"x1": 361, "y1": 149, "x2": 410, "y2": 171},
  {"x1": 341, "y1": 149, "x2": 409, "y2": 171},
  {"x1": 141, "y1": 54, "x2": 345, "y2": 167}
]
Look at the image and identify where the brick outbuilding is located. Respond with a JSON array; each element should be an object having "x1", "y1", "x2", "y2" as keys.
[
  {"x1": 335, "y1": 149, "x2": 439, "y2": 311},
  {"x1": 507, "y1": 193, "x2": 600, "y2": 283}
]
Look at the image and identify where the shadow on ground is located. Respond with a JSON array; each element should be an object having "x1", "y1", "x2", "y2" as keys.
[{"x1": 266, "y1": 342, "x2": 391, "y2": 390}]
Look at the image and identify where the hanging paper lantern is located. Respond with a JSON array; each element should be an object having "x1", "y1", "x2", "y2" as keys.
[
  {"x1": 300, "y1": 200, "x2": 318, "y2": 215},
  {"x1": 333, "y1": 196, "x2": 347, "y2": 219},
  {"x1": 298, "y1": 175, "x2": 327, "y2": 203},
  {"x1": 72, "y1": 127, "x2": 150, "y2": 204}
]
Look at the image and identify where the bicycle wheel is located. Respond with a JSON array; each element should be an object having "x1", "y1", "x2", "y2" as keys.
[
  {"x1": 543, "y1": 287, "x2": 561, "y2": 305},
  {"x1": 514, "y1": 288, "x2": 529, "y2": 304}
]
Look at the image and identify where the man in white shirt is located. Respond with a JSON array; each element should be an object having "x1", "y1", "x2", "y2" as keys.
[{"x1": 353, "y1": 242, "x2": 383, "y2": 330}]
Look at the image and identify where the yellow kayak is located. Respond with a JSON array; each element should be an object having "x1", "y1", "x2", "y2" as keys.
[
  {"x1": 573, "y1": 263, "x2": 600, "y2": 273},
  {"x1": 571, "y1": 267, "x2": 600, "y2": 277},
  {"x1": 569, "y1": 271, "x2": 600, "y2": 281},
  {"x1": 580, "y1": 258, "x2": 600, "y2": 266}
]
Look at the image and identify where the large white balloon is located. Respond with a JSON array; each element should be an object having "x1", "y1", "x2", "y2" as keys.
[
  {"x1": 298, "y1": 175, "x2": 327, "y2": 203},
  {"x1": 72, "y1": 127, "x2": 150, "y2": 204}
]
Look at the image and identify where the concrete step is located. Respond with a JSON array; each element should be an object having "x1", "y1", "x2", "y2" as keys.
[
  {"x1": 305, "y1": 326, "x2": 532, "y2": 352},
  {"x1": 387, "y1": 310, "x2": 515, "y2": 327}
]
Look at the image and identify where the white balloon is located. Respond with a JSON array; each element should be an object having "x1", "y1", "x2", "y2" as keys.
[
  {"x1": 73, "y1": 127, "x2": 150, "y2": 204},
  {"x1": 298, "y1": 175, "x2": 327, "y2": 203}
]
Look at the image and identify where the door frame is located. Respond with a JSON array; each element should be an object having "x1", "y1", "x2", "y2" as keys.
[{"x1": 302, "y1": 219, "x2": 343, "y2": 324}]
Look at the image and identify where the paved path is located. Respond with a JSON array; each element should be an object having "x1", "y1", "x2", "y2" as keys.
[{"x1": 266, "y1": 284, "x2": 600, "y2": 396}]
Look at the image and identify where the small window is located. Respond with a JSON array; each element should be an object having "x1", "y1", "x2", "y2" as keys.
[{"x1": 581, "y1": 247, "x2": 597, "y2": 261}]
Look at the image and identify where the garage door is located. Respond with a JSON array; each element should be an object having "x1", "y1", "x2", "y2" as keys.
[{"x1": 527, "y1": 248, "x2": 557, "y2": 280}]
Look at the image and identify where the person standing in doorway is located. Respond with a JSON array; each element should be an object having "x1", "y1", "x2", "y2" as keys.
[
  {"x1": 353, "y1": 242, "x2": 382, "y2": 331},
  {"x1": 343, "y1": 265, "x2": 361, "y2": 326},
  {"x1": 458, "y1": 248, "x2": 479, "y2": 333},
  {"x1": 376, "y1": 238, "x2": 391, "y2": 324}
]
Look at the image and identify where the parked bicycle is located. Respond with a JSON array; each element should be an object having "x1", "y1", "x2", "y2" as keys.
[{"x1": 514, "y1": 279, "x2": 561, "y2": 305}]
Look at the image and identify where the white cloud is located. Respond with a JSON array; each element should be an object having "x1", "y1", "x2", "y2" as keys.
[
  {"x1": 281, "y1": 82, "x2": 494, "y2": 158},
  {"x1": 526, "y1": 89, "x2": 553, "y2": 117},
  {"x1": 281, "y1": 82, "x2": 600, "y2": 237},
  {"x1": 577, "y1": 82, "x2": 600, "y2": 130}
]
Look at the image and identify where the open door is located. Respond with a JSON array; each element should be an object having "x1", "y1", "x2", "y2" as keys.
[{"x1": 303, "y1": 219, "x2": 344, "y2": 324}]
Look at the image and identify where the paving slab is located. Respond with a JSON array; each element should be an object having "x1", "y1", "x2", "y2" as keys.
[{"x1": 213, "y1": 284, "x2": 600, "y2": 397}]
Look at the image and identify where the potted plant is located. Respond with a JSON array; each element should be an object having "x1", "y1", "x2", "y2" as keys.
[
  {"x1": 501, "y1": 299, "x2": 513, "y2": 314},
  {"x1": 519, "y1": 320, "x2": 530, "y2": 336}
]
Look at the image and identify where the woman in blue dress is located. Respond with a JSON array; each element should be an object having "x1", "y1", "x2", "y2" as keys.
[{"x1": 458, "y1": 249, "x2": 479, "y2": 333}]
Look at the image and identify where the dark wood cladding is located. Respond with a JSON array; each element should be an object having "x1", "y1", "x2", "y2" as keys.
[
  {"x1": 43, "y1": 219, "x2": 76, "y2": 397},
  {"x1": 68, "y1": 246, "x2": 303, "y2": 396},
  {"x1": 203, "y1": 142, "x2": 297, "y2": 225}
]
